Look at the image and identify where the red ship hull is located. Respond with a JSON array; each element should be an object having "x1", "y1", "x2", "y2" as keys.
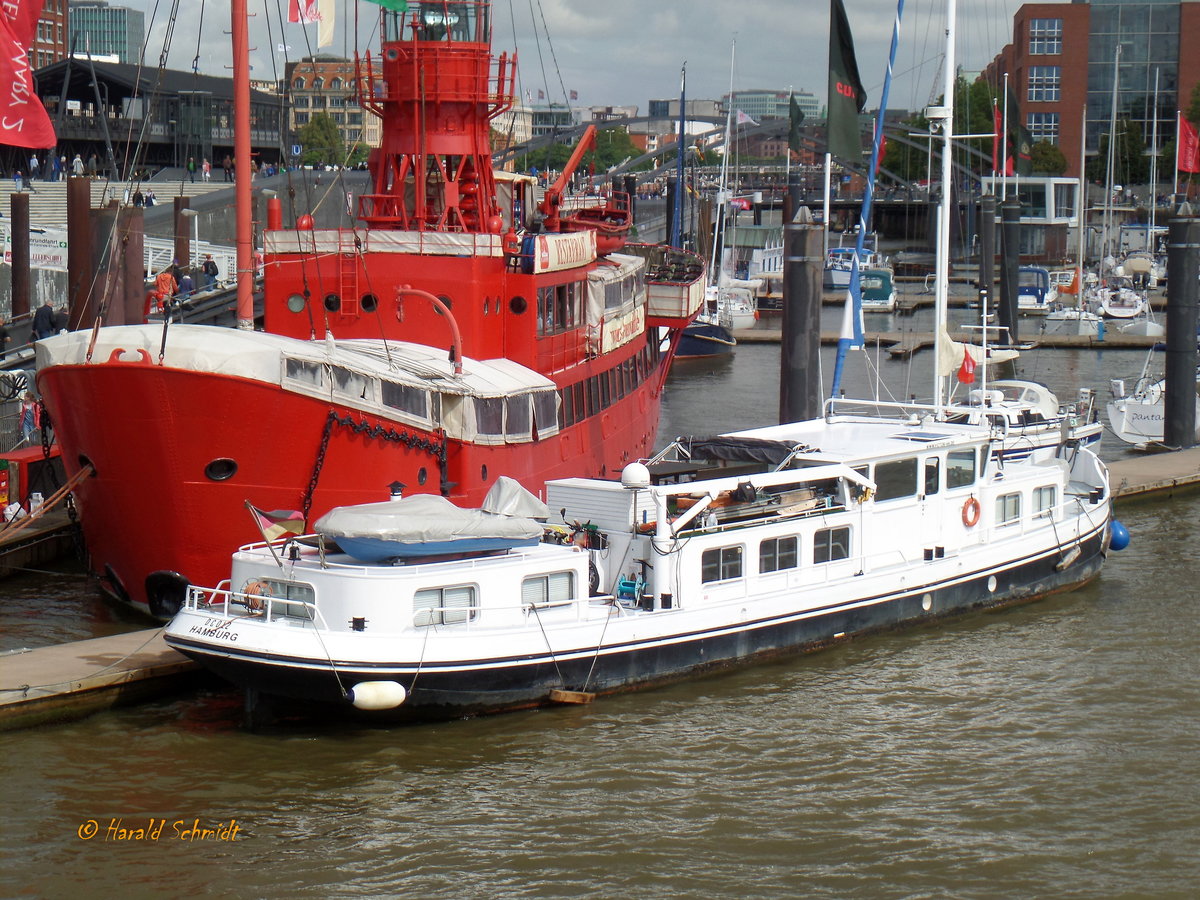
[{"x1": 38, "y1": 335, "x2": 667, "y2": 618}]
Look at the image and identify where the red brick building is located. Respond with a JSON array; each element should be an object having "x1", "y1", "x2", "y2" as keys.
[{"x1": 983, "y1": 1, "x2": 1200, "y2": 178}]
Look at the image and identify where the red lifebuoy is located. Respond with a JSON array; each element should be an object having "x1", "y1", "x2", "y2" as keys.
[{"x1": 962, "y1": 497, "x2": 981, "y2": 527}]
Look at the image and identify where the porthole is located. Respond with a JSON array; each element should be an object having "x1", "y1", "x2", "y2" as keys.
[
  {"x1": 922, "y1": 593, "x2": 933, "y2": 611},
  {"x1": 205, "y1": 458, "x2": 238, "y2": 481},
  {"x1": 286, "y1": 293, "x2": 306, "y2": 313},
  {"x1": 438, "y1": 294, "x2": 452, "y2": 311},
  {"x1": 386, "y1": 48, "x2": 399, "y2": 60},
  {"x1": 361, "y1": 293, "x2": 378, "y2": 312},
  {"x1": 481, "y1": 464, "x2": 487, "y2": 482},
  {"x1": 509, "y1": 295, "x2": 527, "y2": 314},
  {"x1": 324, "y1": 293, "x2": 340, "y2": 312},
  {"x1": 417, "y1": 467, "x2": 427, "y2": 486}
]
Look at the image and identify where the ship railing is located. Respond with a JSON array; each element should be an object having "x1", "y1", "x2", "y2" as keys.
[{"x1": 184, "y1": 584, "x2": 331, "y2": 628}]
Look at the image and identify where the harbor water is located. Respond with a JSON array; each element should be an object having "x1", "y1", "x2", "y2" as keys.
[{"x1": 2, "y1": 320, "x2": 1198, "y2": 898}]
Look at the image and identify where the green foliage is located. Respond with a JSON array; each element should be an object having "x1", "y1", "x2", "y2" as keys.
[
  {"x1": 297, "y1": 113, "x2": 345, "y2": 166},
  {"x1": 881, "y1": 112, "x2": 929, "y2": 182},
  {"x1": 1085, "y1": 118, "x2": 1148, "y2": 185},
  {"x1": 1187, "y1": 82, "x2": 1200, "y2": 130},
  {"x1": 514, "y1": 126, "x2": 648, "y2": 176},
  {"x1": 1030, "y1": 140, "x2": 1067, "y2": 175}
]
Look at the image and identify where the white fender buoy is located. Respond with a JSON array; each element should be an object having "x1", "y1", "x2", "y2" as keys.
[{"x1": 347, "y1": 681, "x2": 407, "y2": 710}]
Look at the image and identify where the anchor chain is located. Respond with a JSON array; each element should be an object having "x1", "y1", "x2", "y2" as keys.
[{"x1": 300, "y1": 409, "x2": 451, "y2": 519}]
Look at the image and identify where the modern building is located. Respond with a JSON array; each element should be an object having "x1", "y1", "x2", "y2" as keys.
[
  {"x1": 983, "y1": 0, "x2": 1200, "y2": 177},
  {"x1": 68, "y1": 1, "x2": 145, "y2": 64},
  {"x1": 285, "y1": 56, "x2": 381, "y2": 157},
  {"x1": 721, "y1": 89, "x2": 820, "y2": 123}
]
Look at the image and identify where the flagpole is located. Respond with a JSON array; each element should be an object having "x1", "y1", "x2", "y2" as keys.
[
  {"x1": 1001, "y1": 73, "x2": 1009, "y2": 200},
  {"x1": 1149, "y1": 68, "x2": 1159, "y2": 242},
  {"x1": 1175, "y1": 110, "x2": 1181, "y2": 201},
  {"x1": 672, "y1": 64, "x2": 685, "y2": 249},
  {"x1": 1078, "y1": 105, "x2": 1087, "y2": 287},
  {"x1": 933, "y1": 0, "x2": 958, "y2": 416}
]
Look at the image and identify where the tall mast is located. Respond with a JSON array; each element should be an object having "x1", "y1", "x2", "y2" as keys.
[
  {"x1": 232, "y1": 0, "x2": 253, "y2": 327},
  {"x1": 931, "y1": 0, "x2": 958, "y2": 414}
]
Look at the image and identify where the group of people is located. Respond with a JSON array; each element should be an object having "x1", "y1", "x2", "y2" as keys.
[{"x1": 151, "y1": 255, "x2": 221, "y2": 310}]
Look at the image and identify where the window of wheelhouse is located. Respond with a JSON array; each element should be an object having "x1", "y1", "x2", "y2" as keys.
[
  {"x1": 330, "y1": 365, "x2": 371, "y2": 402},
  {"x1": 381, "y1": 380, "x2": 430, "y2": 421},
  {"x1": 1034, "y1": 485, "x2": 1056, "y2": 514},
  {"x1": 536, "y1": 280, "x2": 583, "y2": 337},
  {"x1": 874, "y1": 457, "x2": 918, "y2": 502},
  {"x1": 475, "y1": 396, "x2": 504, "y2": 436},
  {"x1": 505, "y1": 394, "x2": 531, "y2": 439},
  {"x1": 532, "y1": 390, "x2": 558, "y2": 437},
  {"x1": 924, "y1": 457, "x2": 940, "y2": 496},
  {"x1": 946, "y1": 449, "x2": 977, "y2": 488},
  {"x1": 522, "y1": 571, "x2": 575, "y2": 606}
]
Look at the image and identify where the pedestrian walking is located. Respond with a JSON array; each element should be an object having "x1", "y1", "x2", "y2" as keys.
[
  {"x1": 187, "y1": 156, "x2": 197, "y2": 183},
  {"x1": 87, "y1": 153, "x2": 98, "y2": 179},
  {"x1": 28, "y1": 153, "x2": 39, "y2": 180},
  {"x1": 32, "y1": 299, "x2": 55, "y2": 339},
  {"x1": 222, "y1": 155, "x2": 233, "y2": 182},
  {"x1": 201, "y1": 254, "x2": 219, "y2": 290},
  {"x1": 202, "y1": 158, "x2": 211, "y2": 182},
  {"x1": 19, "y1": 393, "x2": 39, "y2": 443},
  {"x1": 71, "y1": 153, "x2": 84, "y2": 176}
]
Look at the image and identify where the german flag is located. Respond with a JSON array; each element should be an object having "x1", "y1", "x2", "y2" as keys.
[{"x1": 247, "y1": 503, "x2": 305, "y2": 541}]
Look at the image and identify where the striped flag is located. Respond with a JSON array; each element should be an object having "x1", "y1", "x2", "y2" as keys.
[{"x1": 247, "y1": 503, "x2": 306, "y2": 541}]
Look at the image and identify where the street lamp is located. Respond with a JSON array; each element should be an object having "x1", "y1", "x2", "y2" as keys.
[{"x1": 179, "y1": 207, "x2": 199, "y2": 270}]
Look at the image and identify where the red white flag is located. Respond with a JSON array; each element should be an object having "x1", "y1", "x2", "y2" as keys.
[
  {"x1": 0, "y1": 0, "x2": 56, "y2": 149},
  {"x1": 992, "y1": 102, "x2": 1003, "y2": 174},
  {"x1": 957, "y1": 348, "x2": 976, "y2": 385},
  {"x1": 288, "y1": 0, "x2": 320, "y2": 24},
  {"x1": 1178, "y1": 115, "x2": 1200, "y2": 174}
]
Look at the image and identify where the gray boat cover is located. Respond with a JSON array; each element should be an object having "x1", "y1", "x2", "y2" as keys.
[
  {"x1": 314, "y1": 485, "x2": 545, "y2": 545},
  {"x1": 480, "y1": 476, "x2": 550, "y2": 520}
]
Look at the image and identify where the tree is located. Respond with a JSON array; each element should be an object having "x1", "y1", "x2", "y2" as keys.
[
  {"x1": 1187, "y1": 81, "x2": 1200, "y2": 129},
  {"x1": 297, "y1": 113, "x2": 344, "y2": 166},
  {"x1": 1085, "y1": 118, "x2": 1148, "y2": 186},
  {"x1": 1030, "y1": 140, "x2": 1067, "y2": 175}
]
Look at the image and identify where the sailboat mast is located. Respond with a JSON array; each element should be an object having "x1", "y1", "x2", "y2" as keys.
[
  {"x1": 1102, "y1": 42, "x2": 1122, "y2": 270},
  {"x1": 1077, "y1": 105, "x2": 1087, "y2": 286},
  {"x1": 710, "y1": 41, "x2": 736, "y2": 284},
  {"x1": 932, "y1": 0, "x2": 958, "y2": 415},
  {"x1": 232, "y1": 0, "x2": 253, "y2": 328},
  {"x1": 1149, "y1": 68, "x2": 1159, "y2": 241}
]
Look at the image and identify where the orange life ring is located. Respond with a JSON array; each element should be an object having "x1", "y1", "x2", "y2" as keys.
[{"x1": 962, "y1": 497, "x2": 981, "y2": 527}]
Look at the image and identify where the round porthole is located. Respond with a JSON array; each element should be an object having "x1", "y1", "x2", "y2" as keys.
[
  {"x1": 286, "y1": 293, "x2": 306, "y2": 313},
  {"x1": 438, "y1": 294, "x2": 452, "y2": 311},
  {"x1": 386, "y1": 48, "x2": 399, "y2": 60},
  {"x1": 205, "y1": 458, "x2": 238, "y2": 481},
  {"x1": 361, "y1": 293, "x2": 378, "y2": 312},
  {"x1": 323, "y1": 293, "x2": 340, "y2": 312},
  {"x1": 417, "y1": 467, "x2": 427, "y2": 486},
  {"x1": 509, "y1": 296, "x2": 527, "y2": 314}
]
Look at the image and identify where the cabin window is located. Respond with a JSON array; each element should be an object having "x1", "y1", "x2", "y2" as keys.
[
  {"x1": 505, "y1": 394, "x2": 531, "y2": 437},
  {"x1": 256, "y1": 579, "x2": 315, "y2": 621},
  {"x1": 996, "y1": 492, "x2": 1021, "y2": 525},
  {"x1": 924, "y1": 457, "x2": 940, "y2": 496},
  {"x1": 814, "y1": 526, "x2": 850, "y2": 563},
  {"x1": 946, "y1": 449, "x2": 976, "y2": 488},
  {"x1": 330, "y1": 365, "x2": 370, "y2": 401},
  {"x1": 532, "y1": 390, "x2": 558, "y2": 434},
  {"x1": 561, "y1": 386, "x2": 576, "y2": 427},
  {"x1": 475, "y1": 397, "x2": 504, "y2": 436},
  {"x1": 381, "y1": 381, "x2": 429, "y2": 419},
  {"x1": 760, "y1": 536, "x2": 798, "y2": 573},
  {"x1": 414, "y1": 585, "x2": 476, "y2": 626},
  {"x1": 521, "y1": 571, "x2": 575, "y2": 606},
  {"x1": 701, "y1": 546, "x2": 743, "y2": 583},
  {"x1": 874, "y1": 458, "x2": 918, "y2": 502},
  {"x1": 284, "y1": 357, "x2": 325, "y2": 388},
  {"x1": 1034, "y1": 485, "x2": 1056, "y2": 514}
]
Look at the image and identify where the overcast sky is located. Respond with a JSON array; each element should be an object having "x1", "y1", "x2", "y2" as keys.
[{"x1": 131, "y1": 0, "x2": 1027, "y2": 114}]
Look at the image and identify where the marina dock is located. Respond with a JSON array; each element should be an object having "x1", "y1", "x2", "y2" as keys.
[
  {"x1": 0, "y1": 630, "x2": 201, "y2": 731},
  {"x1": 734, "y1": 329, "x2": 1162, "y2": 352}
]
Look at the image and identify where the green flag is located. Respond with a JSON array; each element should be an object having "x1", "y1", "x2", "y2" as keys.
[
  {"x1": 826, "y1": 0, "x2": 866, "y2": 162},
  {"x1": 363, "y1": 0, "x2": 408, "y2": 11},
  {"x1": 1006, "y1": 85, "x2": 1033, "y2": 176},
  {"x1": 789, "y1": 94, "x2": 805, "y2": 154}
]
